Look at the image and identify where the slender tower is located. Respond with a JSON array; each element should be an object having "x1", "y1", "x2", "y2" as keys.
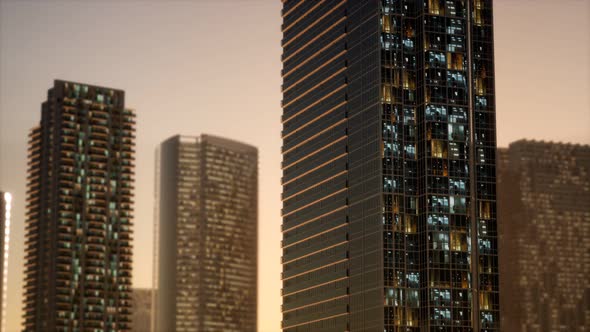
[
  {"x1": 23, "y1": 80, "x2": 136, "y2": 331},
  {"x1": 280, "y1": 1, "x2": 499, "y2": 331},
  {"x1": 0, "y1": 192, "x2": 11, "y2": 332},
  {"x1": 155, "y1": 134, "x2": 258, "y2": 332}
]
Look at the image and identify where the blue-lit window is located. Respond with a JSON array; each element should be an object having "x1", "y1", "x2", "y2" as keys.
[
  {"x1": 448, "y1": 71, "x2": 466, "y2": 88},
  {"x1": 476, "y1": 96, "x2": 488, "y2": 108},
  {"x1": 431, "y1": 232, "x2": 449, "y2": 250},
  {"x1": 407, "y1": 272, "x2": 419, "y2": 288},
  {"x1": 426, "y1": 104, "x2": 447, "y2": 121},
  {"x1": 449, "y1": 178, "x2": 466, "y2": 195},
  {"x1": 450, "y1": 196, "x2": 466, "y2": 214},
  {"x1": 405, "y1": 144, "x2": 416, "y2": 159},
  {"x1": 449, "y1": 123, "x2": 466, "y2": 141},
  {"x1": 428, "y1": 214, "x2": 449, "y2": 228},
  {"x1": 447, "y1": 18, "x2": 464, "y2": 35},
  {"x1": 447, "y1": 36, "x2": 465, "y2": 52},
  {"x1": 429, "y1": 195, "x2": 449, "y2": 213},
  {"x1": 449, "y1": 107, "x2": 467, "y2": 123},
  {"x1": 428, "y1": 51, "x2": 446, "y2": 68}
]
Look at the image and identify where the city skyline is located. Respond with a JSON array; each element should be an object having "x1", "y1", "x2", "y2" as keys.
[{"x1": 0, "y1": 1, "x2": 589, "y2": 331}]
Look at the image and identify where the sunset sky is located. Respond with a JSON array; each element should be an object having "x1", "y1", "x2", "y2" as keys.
[{"x1": 0, "y1": 0, "x2": 588, "y2": 331}]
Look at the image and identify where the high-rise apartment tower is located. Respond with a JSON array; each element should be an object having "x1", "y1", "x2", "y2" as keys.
[
  {"x1": 498, "y1": 140, "x2": 590, "y2": 331},
  {"x1": 155, "y1": 135, "x2": 258, "y2": 332},
  {"x1": 23, "y1": 80, "x2": 136, "y2": 331},
  {"x1": 281, "y1": 1, "x2": 499, "y2": 331}
]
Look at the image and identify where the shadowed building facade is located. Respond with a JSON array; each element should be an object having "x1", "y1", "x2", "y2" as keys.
[
  {"x1": 281, "y1": 1, "x2": 499, "y2": 331},
  {"x1": 131, "y1": 288, "x2": 152, "y2": 332},
  {"x1": 498, "y1": 140, "x2": 590, "y2": 331},
  {"x1": 0, "y1": 192, "x2": 11, "y2": 332},
  {"x1": 22, "y1": 80, "x2": 136, "y2": 331},
  {"x1": 155, "y1": 134, "x2": 258, "y2": 332}
]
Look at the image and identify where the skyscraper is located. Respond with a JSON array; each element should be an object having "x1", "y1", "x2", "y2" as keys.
[
  {"x1": 281, "y1": 1, "x2": 498, "y2": 331},
  {"x1": 0, "y1": 192, "x2": 12, "y2": 332},
  {"x1": 498, "y1": 140, "x2": 590, "y2": 331},
  {"x1": 155, "y1": 134, "x2": 258, "y2": 332},
  {"x1": 23, "y1": 80, "x2": 136, "y2": 331},
  {"x1": 131, "y1": 288, "x2": 152, "y2": 332}
]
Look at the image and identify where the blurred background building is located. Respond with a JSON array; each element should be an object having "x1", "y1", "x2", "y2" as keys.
[
  {"x1": 131, "y1": 288, "x2": 152, "y2": 332},
  {"x1": 498, "y1": 140, "x2": 590, "y2": 331},
  {"x1": 280, "y1": 0, "x2": 499, "y2": 330},
  {"x1": 0, "y1": 192, "x2": 11, "y2": 332},
  {"x1": 155, "y1": 134, "x2": 258, "y2": 332},
  {"x1": 22, "y1": 80, "x2": 136, "y2": 331}
]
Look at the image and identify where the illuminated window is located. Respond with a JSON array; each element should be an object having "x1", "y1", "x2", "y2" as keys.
[
  {"x1": 447, "y1": 36, "x2": 465, "y2": 52},
  {"x1": 406, "y1": 272, "x2": 419, "y2": 288},
  {"x1": 449, "y1": 178, "x2": 466, "y2": 195},
  {"x1": 428, "y1": 0, "x2": 444, "y2": 15},
  {"x1": 449, "y1": 107, "x2": 467, "y2": 123},
  {"x1": 430, "y1": 288, "x2": 451, "y2": 306},
  {"x1": 450, "y1": 196, "x2": 466, "y2": 214},
  {"x1": 405, "y1": 215, "x2": 417, "y2": 233},
  {"x1": 430, "y1": 270, "x2": 451, "y2": 290},
  {"x1": 450, "y1": 230, "x2": 468, "y2": 251},
  {"x1": 430, "y1": 195, "x2": 449, "y2": 213},
  {"x1": 382, "y1": 84, "x2": 393, "y2": 103},
  {"x1": 427, "y1": 52, "x2": 446, "y2": 68},
  {"x1": 480, "y1": 292, "x2": 492, "y2": 310},
  {"x1": 426, "y1": 104, "x2": 447, "y2": 122},
  {"x1": 428, "y1": 214, "x2": 449, "y2": 228},
  {"x1": 449, "y1": 142, "x2": 464, "y2": 159},
  {"x1": 381, "y1": 15, "x2": 392, "y2": 33},
  {"x1": 447, "y1": 18, "x2": 464, "y2": 35},
  {"x1": 447, "y1": 52, "x2": 464, "y2": 70},
  {"x1": 392, "y1": 195, "x2": 401, "y2": 213},
  {"x1": 476, "y1": 77, "x2": 487, "y2": 95},
  {"x1": 431, "y1": 232, "x2": 449, "y2": 251},
  {"x1": 405, "y1": 144, "x2": 416, "y2": 159},
  {"x1": 407, "y1": 308, "x2": 419, "y2": 326},
  {"x1": 431, "y1": 140, "x2": 447, "y2": 158},
  {"x1": 447, "y1": 71, "x2": 466, "y2": 88},
  {"x1": 478, "y1": 201, "x2": 492, "y2": 219},
  {"x1": 403, "y1": 72, "x2": 416, "y2": 90}
]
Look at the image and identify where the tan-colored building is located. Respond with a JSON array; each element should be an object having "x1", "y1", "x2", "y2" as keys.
[
  {"x1": 155, "y1": 135, "x2": 258, "y2": 332},
  {"x1": 131, "y1": 289, "x2": 152, "y2": 332},
  {"x1": 498, "y1": 140, "x2": 590, "y2": 331}
]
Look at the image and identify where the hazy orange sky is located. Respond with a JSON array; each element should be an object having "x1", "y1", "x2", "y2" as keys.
[{"x1": 0, "y1": 1, "x2": 588, "y2": 331}]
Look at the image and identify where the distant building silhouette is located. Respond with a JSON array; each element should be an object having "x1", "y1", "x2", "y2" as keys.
[
  {"x1": 131, "y1": 289, "x2": 152, "y2": 332},
  {"x1": 281, "y1": 0, "x2": 499, "y2": 330},
  {"x1": 498, "y1": 140, "x2": 590, "y2": 331},
  {"x1": 155, "y1": 135, "x2": 257, "y2": 332},
  {"x1": 0, "y1": 192, "x2": 11, "y2": 332},
  {"x1": 22, "y1": 80, "x2": 136, "y2": 331}
]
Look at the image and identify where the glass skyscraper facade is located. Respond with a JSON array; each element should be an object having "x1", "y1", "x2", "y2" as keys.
[
  {"x1": 281, "y1": 1, "x2": 498, "y2": 331},
  {"x1": 155, "y1": 135, "x2": 258, "y2": 332},
  {"x1": 0, "y1": 192, "x2": 11, "y2": 332},
  {"x1": 498, "y1": 140, "x2": 590, "y2": 331},
  {"x1": 23, "y1": 80, "x2": 136, "y2": 331}
]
